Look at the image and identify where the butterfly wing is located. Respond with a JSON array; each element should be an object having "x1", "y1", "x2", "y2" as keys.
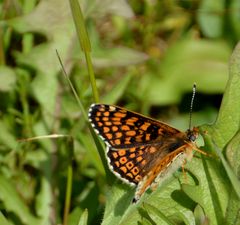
[
  {"x1": 107, "y1": 135, "x2": 191, "y2": 203},
  {"x1": 88, "y1": 104, "x2": 181, "y2": 149},
  {"x1": 106, "y1": 134, "x2": 188, "y2": 184},
  {"x1": 88, "y1": 103, "x2": 196, "y2": 203}
]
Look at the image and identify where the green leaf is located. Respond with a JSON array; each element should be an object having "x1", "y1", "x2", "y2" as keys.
[
  {"x1": 194, "y1": 205, "x2": 207, "y2": 225},
  {"x1": 202, "y1": 42, "x2": 240, "y2": 148},
  {"x1": 77, "y1": 209, "x2": 88, "y2": 225},
  {"x1": 197, "y1": 0, "x2": 225, "y2": 38},
  {"x1": 0, "y1": 121, "x2": 18, "y2": 150},
  {"x1": 102, "y1": 183, "x2": 134, "y2": 225},
  {"x1": 102, "y1": 174, "x2": 196, "y2": 225},
  {"x1": 82, "y1": 0, "x2": 134, "y2": 19},
  {"x1": 226, "y1": 130, "x2": 240, "y2": 177},
  {"x1": 0, "y1": 212, "x2": 11, "y2": 225},
  {"x1": 7, "y1": 0, "x2": 75, "y2": 125},
  {"x1": 139, "y1": 39, "x2": 231, "y2": 105},
  {"x1": 90, "y1": 46, "x2": 149, "y2": 68},
  {"x1": 225, "y1": 190, "x2": 240, "y2": 225},
  {"x1": 225, "y1": 130, "x2": 240, "y2": 224},
  {"x1": 0, "y1": 66, "x2": 16, "y2": 92},
  {"x1": 77, "y1": 132, "x2": 105, "y2": 175},
  {"x1": 7, "y1": 0, "x2": 72, "y2": 38},
  {"x1": 69, "y1": 0, "x2": 91, "y2": 52},
  {"x1": 183, "y1": 157, "x2": 229, "y2": 225},
  {"x1": 212, "y1": 135, "x2": 240, "y2": 199},
  {"x1": 140, "y1": 177, "x2": 196, "y2": 225},
  {"x1": 35, "y1": 177, "x2": 52, "y2": 225},
  {"x1": 195, "y1": 42, "x2": 240, "y2": 224},
  {"x1": 0, "y1": 174, "x2": 41, "y2": 225},
  {"x1": 229, "y1": 0, "x2": 240, "y2": 38},
  {"x1": 30, "y1": 71, "x2": 58, "y2": 122},
  {"x1": 142, "y1": 203, "x2": 175, "y2": 225},
  {"x1": 68, "y1": 207, "x2": 84, "y2": 225}
]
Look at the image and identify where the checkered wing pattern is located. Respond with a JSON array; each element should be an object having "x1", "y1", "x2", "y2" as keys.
[
  {"x1": 106, "y1": 143, "x2": 184, "y2": 186},
  {"x1": 88, "y1": 103, "x2": 196, "y2": 202},
  {"x1": 88, "y1": 104, "x2": 181, "y2": 149}
]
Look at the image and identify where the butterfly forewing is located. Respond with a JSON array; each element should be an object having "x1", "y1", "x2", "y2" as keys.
[{"x1": 88, "y1": 104, "x2": 181, "y2": 149}]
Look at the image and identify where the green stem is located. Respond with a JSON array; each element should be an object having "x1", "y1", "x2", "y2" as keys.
[
  {"x1": 85, "y1": 51, "x2": 99, "y2": 102},
  {"x1": 63, "y1": 154, "x2": 73, "y2": 225},
  {"x1": 68, "y1": 0, "x2": 99, "y2": 103},
  {"x1": 63, "y1": 137, "x2": 74, "y2": 225}
]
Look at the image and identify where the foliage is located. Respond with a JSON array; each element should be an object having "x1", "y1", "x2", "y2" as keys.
[{"x1": 0, "y1": 0, "x2": 240, "y2": 224}]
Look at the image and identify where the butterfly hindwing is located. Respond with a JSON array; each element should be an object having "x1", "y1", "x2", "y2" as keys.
[
  {"x1": 88, "y1": 104, "x2": 181, "y2": 149},
  {"x1": 106, "y1": 135, "x2": 188, "y2": 184}
]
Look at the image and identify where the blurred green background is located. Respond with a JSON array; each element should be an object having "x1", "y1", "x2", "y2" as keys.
[{"x1": 0, "y1": 0, "x2": 239, "y2": 224}]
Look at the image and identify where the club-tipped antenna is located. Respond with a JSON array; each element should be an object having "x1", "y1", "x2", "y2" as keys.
[{"x1": 189, "y1": 83, "x2": 196, "y2": 130}]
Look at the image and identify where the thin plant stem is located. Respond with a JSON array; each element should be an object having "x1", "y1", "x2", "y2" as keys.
[{"x1": 68, "y1": 0, "x2": 99, "y2": 103}]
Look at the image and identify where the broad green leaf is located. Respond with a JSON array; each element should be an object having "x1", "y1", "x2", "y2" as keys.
[
  {"x1": 7, "y1": 0, "x2": 144, "y2": 126},
  {"x1": 102, "y1": 182, "x2": 135, "y2": 225},
  {"x1": 202, "y1": 42, "x2": 240, "y2": 148},
  {"x1": 226, "y1": 131, "x2": 240, "y2": 177},
  {"x1": 225, "y1": 131, "x2": 240, "y2": 224},
  {"x1": 225, "y1": 190, "x2": 240, "y2": 225},
  {"x1": 90, "y1": 46, "x2": 149, "y2": 68},
  {"x1": 8, "y1": 0, "x2": 75, "y2": 125},
  {"x1": 197, "y1": 0, "x2": 225, "y2": 38},
  {"x1": 183, "y1": 157, "x2": 229, "y2": 225},
  {"x1": 102, "y1": 173, "x2": 196, "y2": 225},
  {"x1": 82, "y1": 0, "x2": 134, "y2": 19},
  {"x1": 139, "y1": 39, "x2": 231, "y2": 105},
  {"x1": 197, "y1": 42, "x2": 240, "y2": 224},
  {"x1": 0, "y1": 174, "x2": 41, "y2": 225},
  {"x1": 139, "y1": 177, "x2": 196, "y2": 225},
  {"x1": 7, "y1": 0, "x2": 72, "y2": 37},
  {"x1": 210, "y1": 134, "x2": 240, "y2": 199},
  {"x1": 30, "y1": 70, "x2": 58, "y2": 126},
  {"x1": 142, "y1": 203, "x2": 175, "y2": 225}
]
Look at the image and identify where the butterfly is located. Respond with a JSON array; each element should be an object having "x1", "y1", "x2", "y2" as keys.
[{"x1": 88, "y1": 103, "x2": 205, "y2": 203}]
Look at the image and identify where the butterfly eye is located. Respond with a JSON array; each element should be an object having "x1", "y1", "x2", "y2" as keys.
[
  {"x1": 186, "y1": 129, "x2": 198, "y2": 142},
  {"x1": 189, "y1": 132, "x2": 198, "y2": 142},
  {"x1": 189, "y1": 135, "x2": 196, "y2": 142}
]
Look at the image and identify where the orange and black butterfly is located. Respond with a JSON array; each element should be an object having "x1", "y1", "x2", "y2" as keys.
[{"x1": 88, "y1": 91, "x2": 205, "y2": 203}]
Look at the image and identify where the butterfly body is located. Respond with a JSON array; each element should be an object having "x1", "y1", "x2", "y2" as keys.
[{"x1": 88, "y1": 104, "x2": 199, "y2": 203}]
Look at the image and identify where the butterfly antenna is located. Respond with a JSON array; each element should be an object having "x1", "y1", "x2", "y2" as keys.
[{"x1": 189, "y1": 83, "x2": 196, "y2": 130}]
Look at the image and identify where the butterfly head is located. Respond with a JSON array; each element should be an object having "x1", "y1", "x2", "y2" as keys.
[{"x1": 186, "y1": 127, "x2": 199, "y2": 142}]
